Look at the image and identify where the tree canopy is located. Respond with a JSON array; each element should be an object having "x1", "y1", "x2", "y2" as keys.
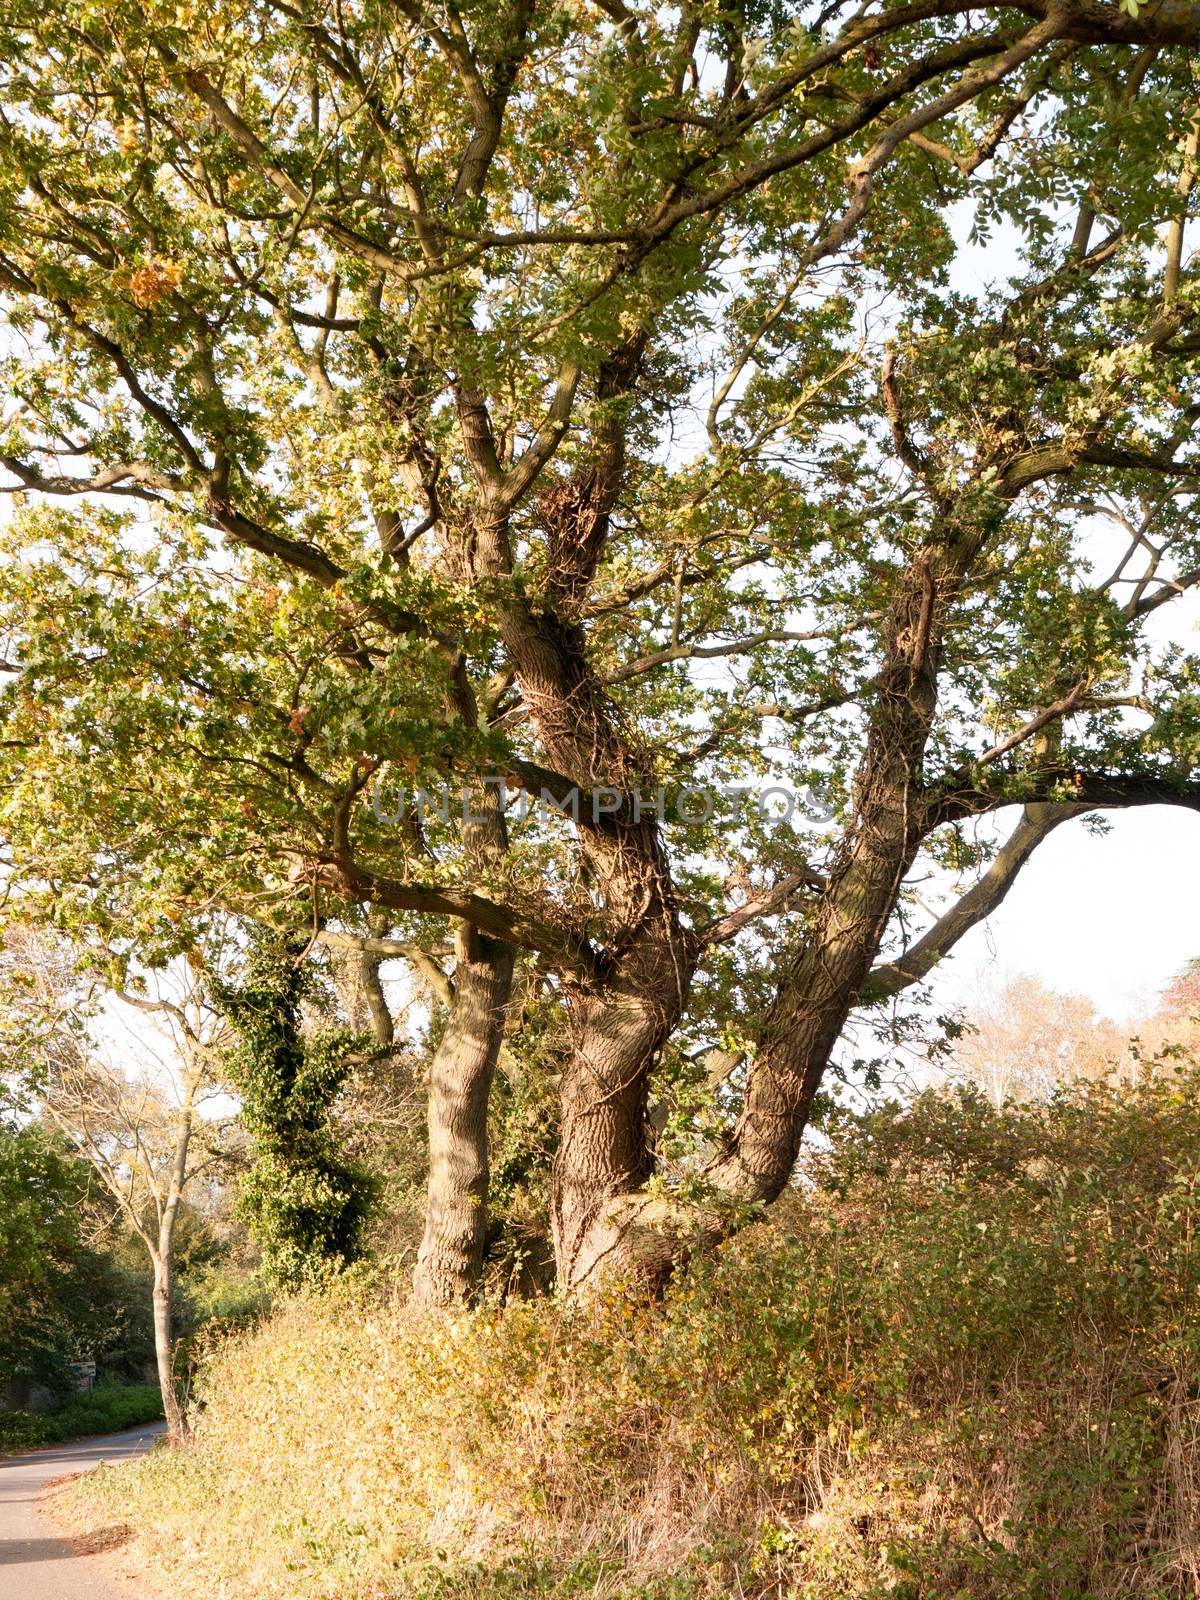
[{"x1": 1, "y1": 0, "x2": 1199, "y2": 1294}]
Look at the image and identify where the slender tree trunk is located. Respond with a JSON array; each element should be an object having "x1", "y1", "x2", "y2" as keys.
[
  {"x1": 151, "y1": 1251, "x2": 185, "y2": 1444},
  {"x1": 408, "y1": 663, "x2": 514, "y2": 1306},
  {"x1": 154, "y1": 1095, "x2": 192, "y2": 1443},
  {"x1": 358, "y1": 945, "x2": 395, "y2": 1045},
  {"x1": 412, "y1": 924, "x2": 515, "y2": 1305}
]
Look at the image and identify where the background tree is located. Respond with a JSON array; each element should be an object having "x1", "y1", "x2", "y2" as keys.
[
  {"x1": 951, "y1": 975, "x2": 1131, "y2": 1105},
  {"x1": 2, "y1": 939, "x2": 233, "y2": 1441},
  {"x1": 1149, "y1": 956, "x2": 1200, "y2": 1043},
  {"x1": 0, "y1": 1120, "x2": 156, "y2": 1401}
]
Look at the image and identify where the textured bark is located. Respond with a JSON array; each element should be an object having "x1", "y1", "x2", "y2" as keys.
[
  {"x1": 151, "y1": 1253, "x2": 184, "y2": 1445},
  {"x1": 462, "y1": 378, "x2": 694, "y2": 1293},
  {"x1": 496, "y1": 606, "x2": 692, "y2": 1290},
  {"x1": 550, "y1": 542, "x2": 974, "y2": 1291},
  {"x1": 550, "y1": 946, "x2": 686, "y2": 1290},
  {"x1": 706, "y1": 548, "x2": 951, "y2": 1205},
  {"x1": 409, "y1": 650, "x2": 516, "y2": 1306},
  {"x1": 411, "y1": 924, "x2": 515, "y2": 1305},
  {"x1": 358, "y1": 944, "x2": 395, "y2": 1045}
]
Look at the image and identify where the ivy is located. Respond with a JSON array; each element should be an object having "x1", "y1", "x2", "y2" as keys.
[{"x1": 218, "y1": 934, "x2": 380, "y2": 1291}]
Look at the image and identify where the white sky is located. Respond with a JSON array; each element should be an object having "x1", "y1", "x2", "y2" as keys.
[{"x1": 928, "y1": 805, "x2": 1200, "y2": 1023}]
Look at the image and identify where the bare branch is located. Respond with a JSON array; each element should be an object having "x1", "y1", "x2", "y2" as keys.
[
  {"x1": 698, "y1": 867, "x2": 826, "y2": 947},
  {"x1": 861, "y1": 803, "x2": 1085, "y2": 1000}
]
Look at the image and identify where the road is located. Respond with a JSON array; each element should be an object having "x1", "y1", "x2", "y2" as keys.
[{"x1": 0, "y1": 1423, "x2": 165, "y2": 1599}]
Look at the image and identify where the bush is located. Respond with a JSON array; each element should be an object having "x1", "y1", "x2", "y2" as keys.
[
  {"x1": 57, "y1": 1070, "x2": 1200, "y2": 1598},
  {"x1": 0, "y1": 1382, "x2": 164, "y2": 1456}
]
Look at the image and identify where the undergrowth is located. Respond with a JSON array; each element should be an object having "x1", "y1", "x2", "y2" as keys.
[
  {"x1": 0, "y1": 1382, "x2": 163, "y2": 1455},
  {"x1": 56, "y1": 1072, "x2": 1200, "y2": 1598}
]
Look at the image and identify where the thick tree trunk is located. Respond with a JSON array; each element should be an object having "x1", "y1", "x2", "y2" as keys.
[
  {"x1": 707, "y1": 546, "x2": 957, "y2": 1206},
  {"x1": 151, "y1": 1253, "x2": 185, "y2": 1444},
  {"x1": 550, "y1": 956, "x2": 683, "y2": 1290},
  {"x1": 556, "y1": 547, "x2": 959, "y2": 1292},
  {"x1": 412, "y1": 924, "x2": 515, "y2": 1305},
  {"x1": 462, "y1": 349, "x2": 691, "y2": 1294},
  {"x1": 483, "y1": 606, "x2": 693, "y2": 1291}
]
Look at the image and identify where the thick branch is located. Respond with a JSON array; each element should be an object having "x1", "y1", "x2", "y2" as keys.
[
  {"x1": 931, "y1": 768, "x2": 1200, "y2": 827},
  {"x1": 323, "y1": 856, "x2": 601, "y2": 979},
  {"x1": 861, "y1": 802, "x2": 1085, "y2": 1000}
]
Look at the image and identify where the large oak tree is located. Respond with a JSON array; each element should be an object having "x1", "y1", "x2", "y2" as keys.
[{"x1": 2, "y1": 0, "x2": 1200, "y2": 1296}]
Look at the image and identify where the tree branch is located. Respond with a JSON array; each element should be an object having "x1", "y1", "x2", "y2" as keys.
[
  {"x1": 698, "y1": 867, "x2": 826, "y2": 947},
  {"x1": 861, "y1": 802, "x2": 1085, "y2": 1000}
]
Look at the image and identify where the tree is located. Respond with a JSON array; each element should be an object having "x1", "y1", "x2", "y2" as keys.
[
  {"x1": 1120, "y1": 957, "x2": 1200, "y2": 1068},
  {"x1": 951, "y1": 975, "x2": 1131, "y2": 1106},
  {"x1": 1, "y1": 0, "x2": 1200, "y2": 1297},
  {"x1": 1155, "y1": 957, "x2": 1200, "y2": 1031},
  {"x1": 2, "y1": 938, "x2": 231, "y2": 1441},
  {"x1": 0, "y1": 1121, "x2": 83, "y2": 1394},
  {"x1": 0, "y1": 1120, "x2": 156, "y2": 1398},
  {"x1": 218, "y1": 931, "x2": 381, "y2": 1290}
]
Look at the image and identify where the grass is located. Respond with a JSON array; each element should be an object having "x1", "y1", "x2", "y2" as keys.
[
  {"x1": 0, "y1": 1382, "x2": 164, "y2": 1456},
  {"x1": 53, "y1": 1072, "x2": 1200, "y2": 1598}
]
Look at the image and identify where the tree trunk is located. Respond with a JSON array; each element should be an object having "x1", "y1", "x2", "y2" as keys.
[
  {"x1": 412, "y1": 924, "x2": 515, "y2": 1305},
  {"x1": 358, "y1": 943, "x2": 395, "y2": 1045},
  {"x1": 455, "y1": 341, "x2": 700, "y2": 1293},
  {"x1": 705, "y1": 551, "x2": 948, "y2": 1206},
  {"x1": 151, "y1": 1253, "x2": 185, "y2": 1444},
  {"x1": 550, "y1": 960, "x2": 680, "y2": 1290},
  {"x1": 154, "y1": 1097, "x2": 192, "y2": 1443},
  {"x1": 557, "y1": 546, "x2": 960, "y2": 1292},
  {"x1": 479, "y1": 603, "x2": 692, "y2": 1291},
  {"x1": 700, "y1": 541, "x2": 991, "y2": 1227},
  {"x1": 409, "y1": 664, "x2": 514, "y2": 1307}
]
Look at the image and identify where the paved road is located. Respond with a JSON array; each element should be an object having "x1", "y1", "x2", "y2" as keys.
[{"x1": 0, "y1": 1423, "x2": 165, "y2": 1599}]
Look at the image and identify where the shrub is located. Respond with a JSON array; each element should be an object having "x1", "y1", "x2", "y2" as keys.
[
  {"x1": 0, "y1": 1382, "x2": 164, "y2": 1456},
  {"x1": 58, "y1": 1070, "x2": 1200, "y2": 1598}
]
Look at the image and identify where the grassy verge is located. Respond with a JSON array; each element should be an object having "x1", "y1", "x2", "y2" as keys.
[
  {"x1": 54, "y1": 1073, "x2": 1200, "y2": 1599},
  {"x1": 0, "y1": 1382, "x2": 163, "y2": 1456}
]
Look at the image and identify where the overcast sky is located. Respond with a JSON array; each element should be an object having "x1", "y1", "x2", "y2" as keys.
[{"x1": 927, "y1": 805, "x2": 1200, "y2": 1023}]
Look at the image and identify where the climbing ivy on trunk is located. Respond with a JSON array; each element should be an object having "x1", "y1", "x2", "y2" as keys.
[{"x1": 219, "y1": 936, "x2": 380, "y2": 1291}]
